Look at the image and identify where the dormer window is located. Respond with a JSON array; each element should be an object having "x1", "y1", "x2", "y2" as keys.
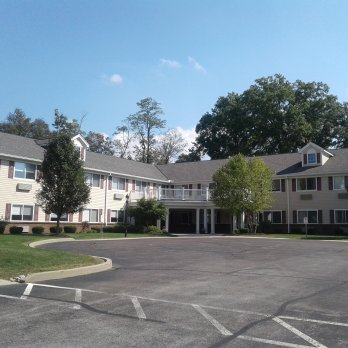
[{"x1": 307, "y1": 153, "x2": 316, "y2": 165}]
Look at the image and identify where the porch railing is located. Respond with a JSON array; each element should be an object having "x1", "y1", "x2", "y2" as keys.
[{"x1": 129, "y1": 188, "x2": 212, "y2": 202}]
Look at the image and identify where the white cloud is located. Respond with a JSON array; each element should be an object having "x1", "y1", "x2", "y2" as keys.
[
  {"x1": 175, "y1": 126, "x2": 196, "y2": 150},
  {"x1": 188, "y1": 56, "x2": 206, "y2": 73},
  {"x1": 160, "y1": 58, "x2": 182, "y2": 69},
  {"x1": 109, "y1": 74, "x2": 123, "y2": 85}
]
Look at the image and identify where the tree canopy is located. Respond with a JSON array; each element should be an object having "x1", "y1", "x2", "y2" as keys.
[
  {"x1": 212, "y1": 154, "x2": 273, "y2": 228},
  {"x1": 196, "y1": 74, "x2": 348, "y2": 159},
  {"x1": 36, "y1": 134, "x2": 90, "y2": 230},
  {"x1": 129, "y1": 198, "x2": 167, "y2": 226}
]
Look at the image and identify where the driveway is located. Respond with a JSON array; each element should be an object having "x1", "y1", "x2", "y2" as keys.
[{"x1": 1, "y1": 236, "x2": 347, "y2": 347}]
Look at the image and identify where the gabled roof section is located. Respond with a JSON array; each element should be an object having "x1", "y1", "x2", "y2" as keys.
[
  {"x1": 299, "y1": 142, "x2": 334, "y2": 157},
  {"x1": 71, "y1": 134, "x2": 89, "y2": 148}
]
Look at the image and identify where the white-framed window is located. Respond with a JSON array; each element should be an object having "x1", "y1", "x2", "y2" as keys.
[
  {"x1": 111, "y1": 210, "x2": 124, "y2": 223},
  {"x1": 307, "y1": 153, "x2": 316, "y2": 164},
  {"x1": 297, "y1": 210, "x2": 318, "y2": 224},
  {"x1": 297, "y1": 177, "x2": 316, "y2": 191},
  {"x1": 135, "y1": 181, "x2": 147, "y2": 192},
  {"x1": 82, "y1": 209, "x2": 99, "y2": 222},
  {"x1": 112, "y1": 177, "x2": 125, "y2": 190},
  {"x1": 333, "y1": 176, "x2": 348, "y2": 190},
  {"x1": 272, "y1": 179, "x2": 281, "y2": 192},
  {"x1": 334, "y1": 210, "x2": 348, "y2": 224},
  {"x1": 50, "y1": 213, "x2": 68, "y2": 222},
  {"x1": 85, "y1": 173, "x2": 100, "y2": 188},
  {"x1": 11, "y1": 204, "x2": 33, "y2": 221},
  {"x1": 14, "y1": 162, "x2": 36, "y2": 180},
  {"x1": 263, "y1": 211, "x2": 282, "y2": 224}
]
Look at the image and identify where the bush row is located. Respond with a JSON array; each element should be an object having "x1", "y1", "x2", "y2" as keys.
[{"x1": 3, "y1": 224, "x2": 165, "y2": 235}]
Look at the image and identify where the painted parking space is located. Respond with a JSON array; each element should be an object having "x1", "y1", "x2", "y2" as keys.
[{"x1": 1, "y1": 282, "x2": 348, "y2": 347}]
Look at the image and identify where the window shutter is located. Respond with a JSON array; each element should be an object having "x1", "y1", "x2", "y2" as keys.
[
  {"x1": 292, "y1": 179, "x2": 296, "y2": 192},
  {"x1": 107, "y1": 209, "x2": 111, "y2": 223},
  {"x1": 293, "y1": 210, "x2": 297, "y2": 224},
  {"x1": 34, "y1": 205, "x2": 39, "y2": 221},
  {"x1": 132, "y1": 180, "x2": 135, "y2": 190},
  {"x1": 100, "y1": 175, "x2": 104, "y2": 189},
  {"x1": 303, "y1": 154, "x2": 307, "y2": 165},
  {"x1": 328, "y1": 176, "x2": 333, "y2": 190},
  {"x1": 318, "y1": 210, "x2": 323, "y2": 224},
  {"x1": 281, "y1": 211, "x2": 286, "y2": 224},
  {"x1": 330, "y1": 210, "x2": 334, "y2": 224},
  {"x1": 197, "y1": 184, "x2": 201, "y2": 189},
  {"x1": 281, "y1": 179, "x2": 286, "y2": 192},
  {"x1": 8, "y1": 161, "x2": 14, "y2": 178},
  {"x1": 78, "y1": 211, "x2": 83, "y2": 222},
  {"x1": 317, "y1": 153, "x2": 321, "y2": 164},
  {"x1": 108, "y1": 176, "x2": 112, "y2": 190},
  {"x1": 69, "y1": 213, "x2": 73, "y2": 222},
  {"x1": 189, "y1": 184, "x2": 193, "y2": 190},
  {"x1": 153, "y1": 183, "x2": 157, "y2": 188},
  {"x1": 317, "y1": 177, "x2": 321, "y2": 191},
  {"x1": 5, "y1": 203, "x2": 11, "y2": 220},
  {"x1": 125, "y1": 179, "x2": 129, "y2": 191},
  {"x1": 99, "y1": 209, "x2": 103, "y2": 222},
  {"x1": 45, "y1": 213, "x2": 50, "y2": 222}
]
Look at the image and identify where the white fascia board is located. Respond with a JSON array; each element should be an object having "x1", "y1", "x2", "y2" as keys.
[
  {"x1": 299, "y1": 142, "x2": 334, "y2": 157},
  {"x1": 83, "y1": 166, "x2": 170, "y2": 184},
  {"x1": 0, "y1": 153, "x2": 42, "y2": 163},
  {"x1": 71, "y1": 134, "x2": 89, "y2": 148}
]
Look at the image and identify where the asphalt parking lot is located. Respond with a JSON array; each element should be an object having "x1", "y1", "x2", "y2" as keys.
[{"x1": 1, "y1": 236, "x2": 348, "y2": 347}]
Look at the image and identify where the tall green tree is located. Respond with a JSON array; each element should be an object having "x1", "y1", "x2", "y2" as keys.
[
  {"x1": 176, "y1": 146, "x2": 202, "y2": 163},
  {"x1": 36, "y1": 134, "x2": 90, "y2": 231},
  {"x1": 196, "y1": 74, "x2": 347, "y2": 158},
  {"x1": 127, "y1": 98, "x2": 166, "y2": 163},
  {"x1": 212, "y1": 154, "x2": 273, "y2": 230},
  {"x1": 52, "y1": 109, "x2": 81, "y2": 137},
  {"x1": 85, "y1": 131, "x2": 115, "y2": 155}
]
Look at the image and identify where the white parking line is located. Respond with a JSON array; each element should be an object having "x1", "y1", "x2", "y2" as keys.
[
  {"x1": 238, "y1": 335, "x2": 314, "y2": 348},
  {"x1": 0, "y1": 294, "x2": 21, "y2": 300},
  {"x1": 73, "y1": 289, "x2": 82, "y2": 309},
  {"x1": 278, "y1": 315, "x2": 348, "y2": 327},
  {"x1": 30, "y1": 283, "x2": 101, "y2": 293},
  {"x1": 131, "y1": 296, "x2": 146, "y2": 319},
  {"x1": 20, "y1": 283, "x2": 33, "y2": 300},
  {"x1": 192, "y1": 304, "x2": 232, "y2": 336},
  {"x1": 273, "y1": 317, "x2": 327, "y2": 348}
]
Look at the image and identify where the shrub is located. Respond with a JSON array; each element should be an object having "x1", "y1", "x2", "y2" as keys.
[
  {"x1": 238, "y1": 228, "x2": 249, "y2": 234},
  {"x1": 50, "y1": 226, "x2": 63, "y2": 234},
  {"x1": 113, "y1": 224, "x2": 126, "y2": 233},
  {"x1": 64, "y1": 226, "x2": 77, "y2": 234},
  {"x1": 91, "y1": 227, "x2": 101, "y2": 233},
  {"x1": 32, "y1": 226, "x2": 44, "y2": 235},
  {"x1": 126, "y1": 225, "x2": 145, "y2": 233},
  {"x1": 81, "y1": 221, "x2": 90, "y2": 233},
  {"x1": 9, "y1": 226, "x2": 23, "y2": 235},
  {"x1": 146, "y1": 225, "x2": 162, "y2": 234},
  {"x1": 0, "y1": 218, "x2": 7, "y2": 234},
  {"x1": 102, "y1": 226, "x2": 114, "y2": 233}
]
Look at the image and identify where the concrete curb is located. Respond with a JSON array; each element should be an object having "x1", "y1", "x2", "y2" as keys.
[
  {"x1": 0, "y1": 279, "x2": 13, "y2": 286},
  {"x1": 25, "y1": 238, "x2": 114, "y2": 283}
]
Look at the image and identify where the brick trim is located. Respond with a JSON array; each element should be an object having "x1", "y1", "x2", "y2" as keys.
[{"x1": 8, "y1": 161, "x2": 14, "y2": 178}]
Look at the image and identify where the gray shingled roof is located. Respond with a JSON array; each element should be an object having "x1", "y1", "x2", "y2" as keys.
[
  {"x1": 157, "y1": 149, "x2": 348, "y2": 182},
  {"x1": 2, "y1": 132, "x2": 348, "y2": 183},
  {"x1": 84, "y1": 151, "x2": 169, "y2": 182},
  {"x1": 0, "y1": 132, "x2": 44, "y2": 161},
  {"x1": 0, "y1": 132, "x2": 169, "y2": 182}
]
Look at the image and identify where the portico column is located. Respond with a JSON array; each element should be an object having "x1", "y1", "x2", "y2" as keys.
[
  {"x1": 232, "y1": 215, "x2": 237, "y2": 232},
  {"x1": 240, "y1": 212, "x2": 245, "y2": 228},
  {"x1": 204, "y1": 208, "x2": 208, "y2": 233},
  {"x1": 165, "y1": 209, "x2": 170, "y2": 232},
  {"x1": 156, "y1": 219, "x2": 161, "y2": 228},
  {"x1": 210, "y1": 208, "x2": 215, "y2": 234},
  {"x1": 196, "y1": 208, "x2": 200, "y2": 234}
]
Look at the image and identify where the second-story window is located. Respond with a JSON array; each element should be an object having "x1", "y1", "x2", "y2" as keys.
[
  {"x1": 135, "y1": 181, "x2": 147, "y2": 191},
  {"x1": 112, "y1": 177, "x2": 125, "y2": 190},
  {"x1": 333, "y1": 176, "x2": 348, "y2": 190},
  {"x1": 272, "y1": 179, "x2": 281, "y2": 192},
  {"x1": 297, "y1": 177, "x2": 316, "y2": 191},
  {"x1": 14, "y1": 162, "x2": 36, "y2": 180},
  {"x1": 85, "y1": 173, "x2": 100, "y2": 187}
]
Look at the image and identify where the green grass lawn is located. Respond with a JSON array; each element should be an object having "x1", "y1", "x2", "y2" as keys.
[
  {"x1": 0, "y1": 232, "x2": 169, "y2": 280},
  {"x1": 0, "y1": 235, "x2": 102, "y2": 280}
]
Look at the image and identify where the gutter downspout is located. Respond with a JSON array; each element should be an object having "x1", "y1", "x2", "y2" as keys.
[{"x1": 104, "y1": 174, "x2": 111, "y2": 227}]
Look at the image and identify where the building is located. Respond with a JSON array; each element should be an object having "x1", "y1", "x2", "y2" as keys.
[{"x1": 1, "y1": 131, "x2": 348, "y2": 234}]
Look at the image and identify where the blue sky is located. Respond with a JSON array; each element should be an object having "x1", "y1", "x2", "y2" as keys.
[{"x1": 1, "y1": 0, "x2": 348, "y2": 143}]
